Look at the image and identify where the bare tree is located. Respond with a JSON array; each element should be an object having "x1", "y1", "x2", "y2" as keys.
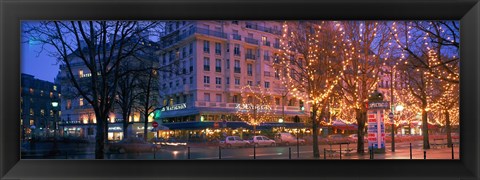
[
  {"x1": 115, "y1": 60, "x2": 142, "y2": 139},
  {"x1": 429, "y1": 73, "x2": 459, "y2": 147},
  {"x1": 391, "y1": 21, "x2": 459, "y2": 149},
  {"x1": 338, "y1": 21, "x2": 391, "y2": 154},
  {"x1": 280, "y1": 21, "x2": 344, "y2": 158},
  {"x1": 235, "y1": 84, "x2": 276, "y2": 137},
  {"x1": 24, "y1": 21, "x2": 159, "y2": 159},
  {"x1": 135, "y1": 59, "x2": 160, "y2": 141}
]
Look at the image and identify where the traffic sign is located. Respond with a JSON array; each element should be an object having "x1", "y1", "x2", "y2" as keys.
[
  {"x1": 152, "y1": 121, "x2": 159, "y2": 128},
  {"x1": 388, "y1": 112, "x2": 394, "y2": 119}
]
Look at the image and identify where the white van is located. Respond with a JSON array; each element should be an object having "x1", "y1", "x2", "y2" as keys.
[{"x1": 274, "y1": 132, "x2": 306, "y2": 146}]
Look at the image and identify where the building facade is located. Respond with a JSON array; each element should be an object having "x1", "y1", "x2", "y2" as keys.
[
  {"x1": 56, "y1": 37, "x2": 159, "y2": 142},
  {"x1": 157, "y1": 21, "x2": 310, "y2": 140},
  {"x1": 20, "y1": 73, "x2": 61, "y2": 141}
]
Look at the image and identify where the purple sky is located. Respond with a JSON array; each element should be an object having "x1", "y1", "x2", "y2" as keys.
[{"x1": 21, "y1": 35, "x2": 60, "y2": 83}]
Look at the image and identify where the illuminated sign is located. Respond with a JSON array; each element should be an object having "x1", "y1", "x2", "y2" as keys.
[
  {"x1": 161, "y1": 103, "x2": 187, "y2": 111},
  {"x1": 367, "y1": 101, "x2": 390, "y2": 109},
  {"x1": 108, "y1": 126, "x2": 122, "y2": 131},
  {"x1": 235, "y1": 103, "x2": 272, "y2": 112}
]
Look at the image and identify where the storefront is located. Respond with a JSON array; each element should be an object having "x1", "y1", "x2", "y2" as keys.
[
  {"x1": 107, "y1": 123, "x2": 123, "y2": 142},
  {"x1": 160, "y1": 121, "x2": 307, "y2": 140}
]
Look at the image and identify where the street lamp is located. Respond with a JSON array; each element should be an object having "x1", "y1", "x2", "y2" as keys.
[
  {"x1": 395, "y1": 105, "x2": 404, "y2": 112},
  {"x1": 50, "y1": 98, "x2": 60, "y2": 155},
  {"x1": 391, "y1": 104, "x2": 404, "y2": 152}
]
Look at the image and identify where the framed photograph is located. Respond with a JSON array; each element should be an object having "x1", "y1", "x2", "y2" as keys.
[{"x1": 1, "y1": 0, "x2": 479, "y2": 179}]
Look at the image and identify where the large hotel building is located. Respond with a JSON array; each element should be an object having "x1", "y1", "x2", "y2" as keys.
[{"x1": 156, "y1": 21, "x2": 310, "y2": 139}]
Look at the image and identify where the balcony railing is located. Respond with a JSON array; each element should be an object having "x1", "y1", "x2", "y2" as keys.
[
  {"x1": 234, "y1": 50, "x2": 241, "y2": 56},
  {"x1": 161, "y1": 27, "x2": 228, "y2": 48},
  {"x1": 263, "y1": 41, "x2": 271, "y2": 46},
  {"x1": 244, "y1": 37, "x2": 259, "y2": 45},
  {"x1": 204, "y1": 65, "x2": 210, "y2": 71},
  {"x1": 215, "y1": 67, "x2": 222, "y2": 72},
  {"x1": 273, "y1": 43, "x2": 281, "y2": 49},
  {"x1": 196, "y1": 27, "x2": 228, "y2": 39},
  {"x1": 264, "y1": 55, "x2": 270, "y2": 61},
  {"x1": 234, "y1": 67, "x2": 241, "y2": 73},
  {"x1": 264, "y1": 71, "x2": 271, "y2": 77},
  {"x1": 245, "y1": 22, "x2": 282, "y2": 35},
  {"x1": 245, "y1": 54, "x2": 256, "y2": 60},
  {"x1": 232, "y1": 34, "x2": 241, "y2": 40}
]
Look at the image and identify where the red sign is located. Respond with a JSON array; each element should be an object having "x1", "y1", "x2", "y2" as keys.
[
  {"x1": 213, "y1": 122, "x2": 219, "y2": 128},
  {"x1": 152, "y1": 121, "x2": 158, "y2": 128}
]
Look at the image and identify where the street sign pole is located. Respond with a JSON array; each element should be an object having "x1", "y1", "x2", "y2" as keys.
[{"x1": 389, "y1": 112, "x2": 395, "y2": 152}]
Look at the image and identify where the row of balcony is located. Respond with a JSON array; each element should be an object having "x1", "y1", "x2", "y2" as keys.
[
  {"x1": 161, "y1": 27, "x2": 281, "y2": 49},
  {"x1": 245, "y1": 22, "x2": 282, "y2": 35}
]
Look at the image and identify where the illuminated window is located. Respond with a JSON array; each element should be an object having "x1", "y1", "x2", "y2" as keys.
[
  {"x1": 40, "y1": 109, "x2": 45, "y2": 116},
  {"x1": 40, "y1": 90, "x2": 44, "y2": 96},
  {"x1": 29, "y1": 88, "x2": 34, "y2": 95},
  {"x1": 50, "y1": 92, "x2": 53, "y2": 98},
  {"x1": 79, "y1": 98, "x2": 84, "y2": 107},
  {"x1": 30, "y1": 108, "x2": 34, "y2": 116},
  {"x1": 29, "y1": 120, "x2": 35, "y2": 126},
  {"x1": 66, "y1": 99, "x2": 72, "y2": 110},
  {"x1": 79, "y1": 69, "x2": 84, "y2": 78},
  {"x1": 53, "y1": 85, "x2": 57, "y2": 91}
]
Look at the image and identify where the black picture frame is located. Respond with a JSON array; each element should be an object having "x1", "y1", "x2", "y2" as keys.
[{"x1": 1, "y1": 0, "x2": 479, "y2": 179}]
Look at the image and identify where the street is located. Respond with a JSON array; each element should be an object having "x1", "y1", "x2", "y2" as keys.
[{"x1": 22, "y1": 140, "x2": 459, "y2": 160}]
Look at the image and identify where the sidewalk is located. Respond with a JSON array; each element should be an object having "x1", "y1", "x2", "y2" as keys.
[{"x1": 299, "y1": 146, "x2": 459, "y2": 160}]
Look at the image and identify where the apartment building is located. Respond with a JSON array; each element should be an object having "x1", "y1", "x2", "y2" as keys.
[{"x1": 20, "y1": 73, "x2": 61, "y2": 140}]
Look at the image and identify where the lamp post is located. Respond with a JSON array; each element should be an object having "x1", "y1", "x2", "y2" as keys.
[
  {"x1": 392, "y1": 105, "x2": 404, "y2": 152},
  {"x1": 50, "y1": 98, "x2": 59, "y2": 155}
]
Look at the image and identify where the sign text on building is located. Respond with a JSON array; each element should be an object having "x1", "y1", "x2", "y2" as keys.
[
  {"x1": 367, "y1": 101, "x2": 390, "y2": 109},
  {"x1": 235, "y1": 103, "x2": 272, "y2": 112},
  {"x1": 162, "y1": 103, "x2": 187, "y2": 111}
]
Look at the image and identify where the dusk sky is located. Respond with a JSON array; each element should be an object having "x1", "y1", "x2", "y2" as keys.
[{"x1": 21, "y1": 30, "x2": 60, "y2": 83}]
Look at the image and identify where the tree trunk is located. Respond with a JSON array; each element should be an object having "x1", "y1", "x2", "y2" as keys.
[
  {"x1": 95, "y1": 113, "x2": 105, "y2": 159},
  {"x1": 122, "y1": 112, "x2": 130, "y2": 139},
  {"x1": 422, "y1": 109, "x2": 430, "y2": 149},
  {"x1": 311, "y1": 104, "x2": 320, "y2": 158},
  {"x1": 144, "y1": 114, "x2": 149, "y2": 141},
  {"x1": 356, "y1": 108, "x2": 367, "y2": 154},
  {"x1": 444, "y1": 110, "x2": 452, "y2": 148}
]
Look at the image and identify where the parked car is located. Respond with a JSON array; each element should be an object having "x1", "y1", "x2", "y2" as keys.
[
  {"x1": 108, "y1": 137, "x2": 159, "y2": 153},
  {"x1": 348, "y1": 134, "x2": 358, "y2": 142},
  {"x1": 220, "y1": 136, "x2": 250, "y2": 148},
  {"x1": 274, "y1": 132, "x2": 306, "y2": 146},
  {"x1": 326, "y1": 134, "x2": 350, "y2": 144},
  {"x1": 249, "y1": 136, "x2": 276, "y2": 147}
]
